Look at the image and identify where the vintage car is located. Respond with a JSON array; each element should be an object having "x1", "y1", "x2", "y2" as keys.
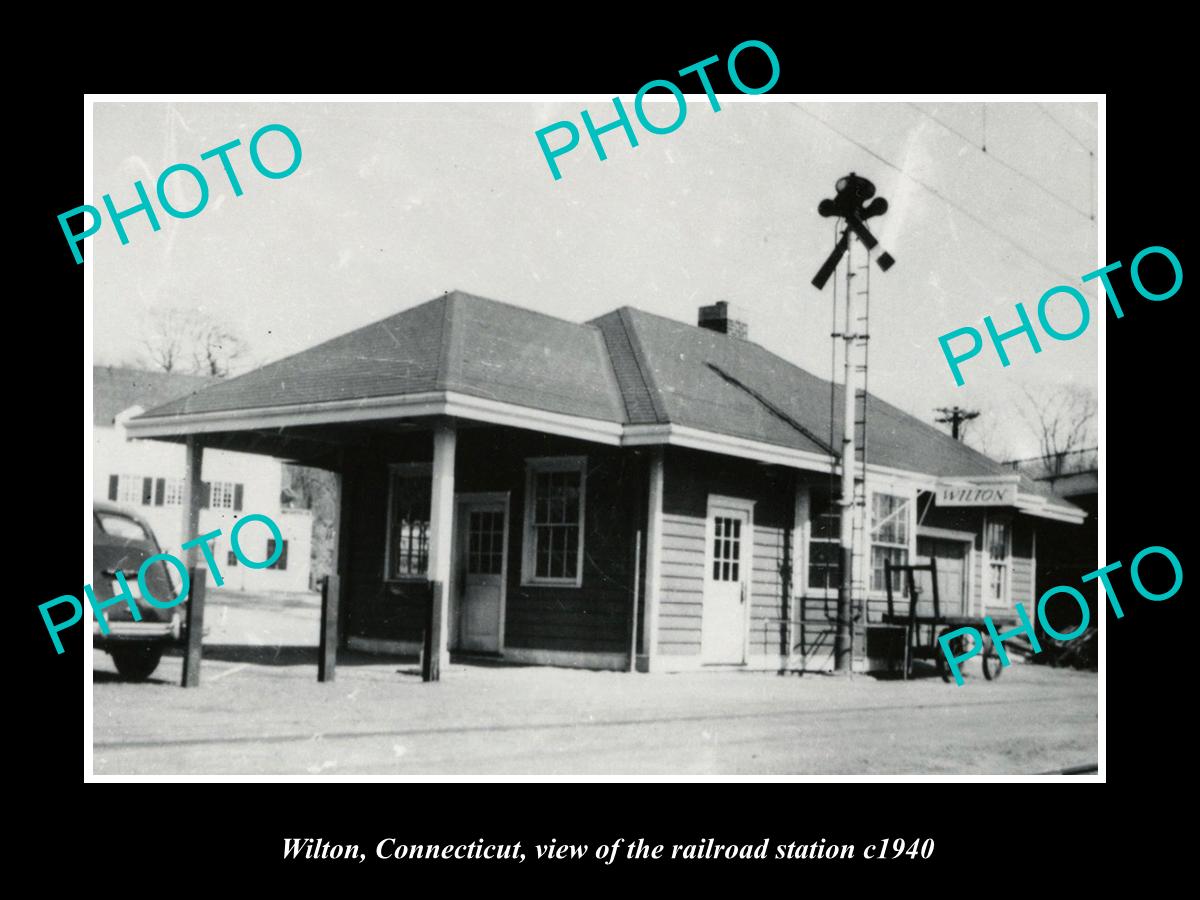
[{"x1": 92, "y1": 500, "x2": 184, "y2": 679}]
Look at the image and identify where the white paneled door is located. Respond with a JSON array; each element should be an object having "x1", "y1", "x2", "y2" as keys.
[
  {"x1": 456, "y1": 498, "x2": 507, "y2": 653},
  {"x1": 702, "y1": 497, "x2": 753, "y2": 664}
]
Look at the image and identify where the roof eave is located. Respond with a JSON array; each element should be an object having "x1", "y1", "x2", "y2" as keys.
[
  {"x1": 125, "y1": 389, "x2": 625, "y2": 447},
  {"x1": 1013, "y1": 494, "x2": 1088, "y2": 523}
]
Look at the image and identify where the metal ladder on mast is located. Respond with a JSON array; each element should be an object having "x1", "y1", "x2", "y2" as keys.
[
  {"x1": 847, "y1": 235, "x2": 873, "y2": 665},
  {"x1": 793, "y1": 230, "x2": 874, "y2": 672}
]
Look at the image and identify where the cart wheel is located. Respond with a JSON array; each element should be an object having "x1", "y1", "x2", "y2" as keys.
[
  {"x1": 936, "y1": 628, "x2": 967, "y2": 683},
  {"x1": 981, "y1": 638, "x2": 1003, "y2": 681}
]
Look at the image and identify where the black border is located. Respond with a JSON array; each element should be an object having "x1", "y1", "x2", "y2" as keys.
[{"x1": 25, "y1": 27, "x2": 1186, "y2": 882}]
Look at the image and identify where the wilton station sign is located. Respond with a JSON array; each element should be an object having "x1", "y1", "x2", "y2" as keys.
[{"x1": 936, "y1": 481, "x2": 1016, "y2": 507}]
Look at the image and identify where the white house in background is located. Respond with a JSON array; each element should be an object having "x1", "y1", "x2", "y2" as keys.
[{"x1": 93, "y1": 366, "x2": 312, "y2": 593}]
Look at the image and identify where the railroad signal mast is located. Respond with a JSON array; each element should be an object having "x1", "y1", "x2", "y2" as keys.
[{"x1": 811, "y1": 173, "x2": 895, "y2": 674}]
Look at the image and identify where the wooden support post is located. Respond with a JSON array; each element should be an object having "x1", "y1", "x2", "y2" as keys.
[
  {"x1": 639, "y1": 448, "x2": 664, "y2": 673},
  {"x1": 319, "y1": 574, "x2": 339, "y2": 682},
  {"x1": 780, "y1": 491, "x2": 794, "y2": 670},
  {"x1": 333, "y1": 457, "x2": 354, "y2": 651},
  {"x1": 181, "y1": 437, "x2": 204, "y2": 561},
  {"x1": 180, "y1": 436, "x2": 205, "y2": 688},
  {"x1": 427, "y1": 425, "x2": 456, "y2": 674},
  {"x1": 629, "y1": 530, "x2": 641, "y2": 673},
  {"x1": 182, "y1": 568, "x2": 206, "y2": 687},
  {"x1": 422, "y1": 581, "x2": 443, "y2": 682}
]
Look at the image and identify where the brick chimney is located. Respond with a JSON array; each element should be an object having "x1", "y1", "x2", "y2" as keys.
[{"x1": 698, "y1": 301, "x2": 748, "y2": 339}]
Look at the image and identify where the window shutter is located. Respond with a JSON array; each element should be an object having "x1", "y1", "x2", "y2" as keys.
[
  {"x1": 234, "y1": 484, "x2": 244, "y2": 511},
  {"x1": 108, "y1": 475, "x2": 119, "y2": 501},
  {"x1": 141, "y1": 477, "x2": 153, "y2": 506},
  {"x1": 201, "y1": 481, "x2": 211, "y2": 508},
  {"x1": 154, "y1": 478, "x2": 165, "y2": 506},
  {"x1": 278, "y1": 539, "x2": 288, "y2": 571}
]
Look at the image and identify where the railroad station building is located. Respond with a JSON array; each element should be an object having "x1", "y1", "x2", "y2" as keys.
[{"x1": 125, "y1": 292, "x2": 1085, "y2": 673}]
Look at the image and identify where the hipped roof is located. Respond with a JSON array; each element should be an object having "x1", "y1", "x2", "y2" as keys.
[
  {"x1": 135, "y1": 291, "x2": 1081, "y2": 518},
  {"x1": 94, "y1": 366, "x2": 219, "y2": 427}
]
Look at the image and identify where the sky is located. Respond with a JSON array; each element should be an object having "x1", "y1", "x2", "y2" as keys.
[{"x1": 92, "y1": 99, "x2": 1098, "y2": 460}]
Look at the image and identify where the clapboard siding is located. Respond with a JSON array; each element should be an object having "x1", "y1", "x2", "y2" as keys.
[
  {"x1": 660, "y1": 602, "x2": 703, "y2": 617},
  {"x1": 1010, "y1": 518, "x2": 1035, "y2": 608},
  {"x1": 657, "y1": 503, "x2": 707, "y2": 654},
  {"x1": 972, "y1": 549, "x2": 983, "y2": 611},
  {"x1": 660, "y1": 640, "x2": 701, "y2": 655},
  {"x1": 659, "y1": 629, "x2": 702, "y2": 653},
  {"x1": 1011, "y1": 558, "x2": 1034, "y2": 607},
  {"x1": 662, "y1": 513, "x2": 706, "y2": 534},
  {"x1": 659, "y1": 447, "x2": 796, "y2": 660},
  {"x1": 344, "y1": 428, "x2": 644, "y2": 659},
  {"x1": 662, "y1": 543, "x2": 706, "y2": 560},
  {"x1": 661, "y1": 581, "x2": 703, "y2": 596},
  {"x1": 661, "y1": 561, "x2": 704, "y2": 580},
  {"x1": 750, "y1": 524, "x2": 789, "y2": 655},
  {"x1": 659, "y1": 611, "x2": 703, "y2": 625}
]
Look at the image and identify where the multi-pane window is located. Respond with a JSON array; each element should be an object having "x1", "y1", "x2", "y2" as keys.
[
  {"x1": 209, "y1": 481, "x2": 237, "y2": 509},
  {"x1": 267, "y1": 538, "x2": 289, "y2": 571},
  {"x1": 987, "y1": 518, "x2": 1010, "y2": 602},
  {"x1": 387, "y1": 466, "x2": 432, "y2": 580},
  {"x1": 115, "y1": 474, "x2": 144, "y2": 506},
  {"x1": 162, "y1": 477, "x2": 185, "y2": 506},
  {"x1": 712, "y1": 516, "x2": 742, "y2": 581},
  {"x1": 110, "y1": 475, "x2": 240, "y2": 509},
  {"x1": 807, "y1": 486, "x2": 841, "y2": 591},
  {"x1": 870, "y1": 492, "x2": 912, "y2": 593},
  {"x1": 524, "y1": 457, "x2": 586, "y2": 585},
  {"x1": 467, "y1": 510, "x2": 505, "y2": 575}
]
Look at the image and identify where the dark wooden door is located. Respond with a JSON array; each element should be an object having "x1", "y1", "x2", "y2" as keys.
[{"x1": 915, "y1": 537, "x2": 968, "y2": 616}]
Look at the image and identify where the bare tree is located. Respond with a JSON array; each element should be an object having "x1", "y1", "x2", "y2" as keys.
[
  {"x1": 283, "y1": 465, "x2": 340, "y2": 590},
  {"x1": 141, "y1": 308, "x2": 191, "y2": 373},
  {"x1": 141, "y1": 307, "x2": 247, "y2": 377},
  {"x1": 1019, "y1": 385, "x2": 1097, "y2": 476},
  {"x1": 960, "y1": 413, "x2": 1014, "y2": 461},
  {"x1": 190, "y1": 317, "x2": 247, "y2": 377}
]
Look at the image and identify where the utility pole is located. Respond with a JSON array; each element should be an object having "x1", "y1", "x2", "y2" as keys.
[{"x1": 935, "y1": 406, "x2": 980, "y2": 441}]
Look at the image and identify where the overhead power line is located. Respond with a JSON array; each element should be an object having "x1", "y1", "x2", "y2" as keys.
[
  {"x1": 789, "y1": 103, "x2": 1079, "y2": 283},
  {"x1": 906, "y1": 103, "x2": 1094, "y2": 221},
  {"x1": 1036, "y1": 103, "x2": 1096, "y2": 155}
]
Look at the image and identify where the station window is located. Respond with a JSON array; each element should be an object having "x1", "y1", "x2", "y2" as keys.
[
  {"x1": 807, "y1": 485, "x2": 841, "y2": 591},
  {"x1": 870, "y1": 492, "x2": 912, "y2": 594},
  {"x1": 522, "y1": 456, "x2": 586, "y2": 586},
  {"x1": 386, "y1": 464, "x2": 432, "y2": 581},
  {"x1": 986, "y1": 518, "x2": 1011, "y2": 602}
]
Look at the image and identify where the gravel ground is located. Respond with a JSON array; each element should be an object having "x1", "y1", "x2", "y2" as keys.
[{"x1": 91, "y1": 590, "x2": 1098, "y2": 776}]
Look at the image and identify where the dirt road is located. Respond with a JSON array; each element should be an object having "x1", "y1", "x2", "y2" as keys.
[{"x1": 92, "y1": 641, "x2": 1096, "y2": 776}]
